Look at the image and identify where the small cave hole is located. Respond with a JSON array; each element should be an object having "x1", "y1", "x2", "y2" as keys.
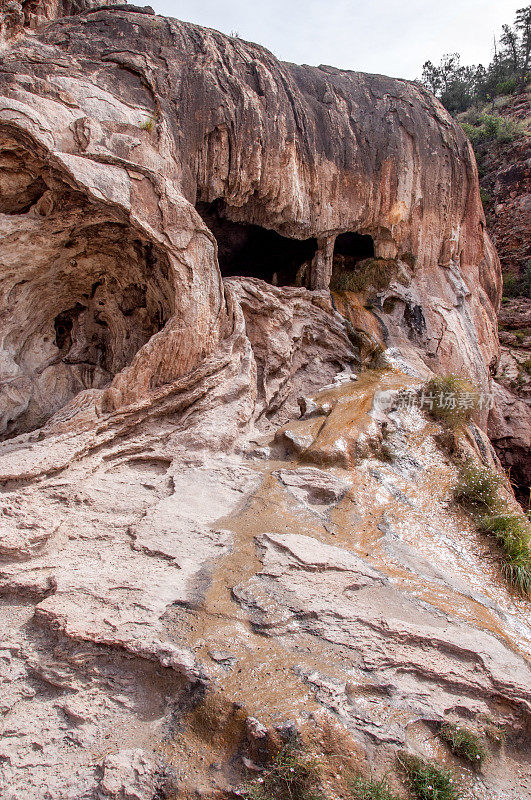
[
  {"x1": 196, "y1": 200, "x2": 317, "y2": 286},
  {"x1": 331, "y1": 231, "x2": 380, "y2": 292},
  {"x1": 0, "y1": 176, "x2": 47, "y2": 215},
  {"x1": 54, "y1": 303, "x2": 86, "y2": 351},
  {"x1": 333, "y1": 231, "x2": 375, "y2": 271}
]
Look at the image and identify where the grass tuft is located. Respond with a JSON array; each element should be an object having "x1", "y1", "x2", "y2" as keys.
[
  {"x1": 140, "y1": 117, "x2": 156, "y2": 132},
  {"x1": 477, "y1": 513, "x2": 531, "y2": 595},
  {"x1": 347, "y1": 774, "x2": 401, "y2": 799},
  {"x1": 460, "y1": 113, "x2": 525, "y2": 144},
  {"x1": 439, "y1": 722, "x2": 487, "y2": 766},
  {"x1": 331, "y1": 257, "x2": 398, "y2": 294},
  {"x1": 242, "y1": 739, "x2": 324, "y2": 800},
  {"x1": 483, "y1": 720, "x2": 507, "y2": 744},
  {"x1": 453, "y1": 460, "x2": 501, "y2": 513},
  {"x1": 453, "y1": 461, "x2": 531, "y2": 596},
  {"x1": 422, "y1": 375, "x2": 479, "y2": 429},
  {"x1": 398, "y1": 754, "x2": 461, "y2": 800}
]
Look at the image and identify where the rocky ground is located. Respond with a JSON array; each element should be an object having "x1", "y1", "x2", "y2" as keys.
[
  {"x1": 0, "y1": 4, "x2": 529, "y2": 799},
  {"x1": 1, "y1": 290, "x2": 530, "y2": 800}
]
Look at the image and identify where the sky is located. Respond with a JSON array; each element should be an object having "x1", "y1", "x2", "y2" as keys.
[{"x1": 150, "y1": 0, "x2": 523, "y2": 81}]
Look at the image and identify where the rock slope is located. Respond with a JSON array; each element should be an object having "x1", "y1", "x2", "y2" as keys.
[{"x1": 0, "y1": 5, "x2": 529, "y2": 800}]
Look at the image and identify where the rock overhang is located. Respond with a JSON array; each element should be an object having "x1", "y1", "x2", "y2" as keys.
[{"x1": 0, "y1": 5, "x2": 501, "y2": 437}]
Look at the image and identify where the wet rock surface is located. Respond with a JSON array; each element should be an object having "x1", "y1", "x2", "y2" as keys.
[
  {"x1": 1, "y1": 360, "x2": 529, "y2": 799},
  {"x1": 0, "y1": 5, "x2": 529, "y2": 800}
]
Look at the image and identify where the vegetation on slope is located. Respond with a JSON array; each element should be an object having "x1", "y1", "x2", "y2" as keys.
[
  {"x1": 454, "y1": 460, "x2": 531, "y2": 596},
  {"x1": 438, "y1": 723, "x2": 487, "y2": 767},
  {"x1": 330, "y1": 258, "x2": 398, "y2": 294},
  {"x1": 347, "y1": 774, "x2": 401, "y2": 800},
  {"x1": 242, "y1": 739, "x2": 325, "y2": 800},
  {"x1": 502, "y1": 261, "x2": 531, "y2": 300},
  {"x1": 398, "y1": 754, "x2": 461, "y2": 800},
  {"x1": 422, "y1": 375, "x2": 479, "y2": 429},
  {"x1": 460, "y1": 112, "x2": 526, "y2": 145}
]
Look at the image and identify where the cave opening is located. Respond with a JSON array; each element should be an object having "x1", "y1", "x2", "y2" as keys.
[
  {"x1": 196, "y1": 200, "x2": 318, "y2": 286},
  {"x1": 333, "y1": 231, "x2": 375, "y2": 272},
  {"x1": 54, "y1": 303, "x2": 86, "y2": 351},
  {"x1": 0, "y1": 134, "x2": 179, "y2": 440}
]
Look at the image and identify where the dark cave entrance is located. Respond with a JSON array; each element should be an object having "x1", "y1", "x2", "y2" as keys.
[
  {"x1": 54, "y1": 303, "x2": 86, "y2": 352},
  {"x1": 333, "y1": 231, "x2": 375, "y2": 271},
  {"x1": 196, "y1": 200, "x2": 318, "y2": 286}
]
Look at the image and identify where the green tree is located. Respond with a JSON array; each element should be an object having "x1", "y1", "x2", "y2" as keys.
[
  {"x1": 514, "y1": 5, "x2": 531, "y2": 91},
  {"x1": 421, "y1": 54, "x2": 484, "y2": 113},
  {"x1": 421, "y1": 6, "x2": 531, "y2": 113}
]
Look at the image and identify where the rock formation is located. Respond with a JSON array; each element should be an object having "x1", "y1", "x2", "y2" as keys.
[
  {"x1": 471, "y1": 90, "x2": 531, "y2": 505},
  {"x1": 476, "y1": 91, "x2": 530, "y2": 284},
  {"x1": 0, "y1": 4, "x2": 529, "y2": 800}
]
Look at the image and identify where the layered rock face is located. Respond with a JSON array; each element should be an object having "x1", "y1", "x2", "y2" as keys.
[
  {"x1": 0, "y1": 2, "x2": 501, "y2": 439},
  {"x1": 0, "y1": 0, "x2": 123, "y2": 41},
  {"x1": 477, "y1": 91, "x2": 530, "y2": 284},
  {"x1": 0, "y1": 6, "x2": 529, "y2": 800},
  {"x1": 474, "y1": 91, "x2": 531, "y2": 504}
]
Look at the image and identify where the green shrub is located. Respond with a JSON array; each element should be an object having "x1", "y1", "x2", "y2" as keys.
[
  {"x1": 439, "y1": 722, "x2": 487, "y2": 766},
  {"x1": 522, "y1": 359, "x2": 531, "y2": 375},
  {"x1": 242, "y1": 740, "x2": 324, "y2": 800},
  {"x1": 479, "y1": 187, "x2": 491, "y2": 209},
  {"x1": 347, "y1": 774, "x2": 401, "y2": 799},
  {"x1": 398, "y1": 754, "x2": 461, "y2": 800},
  {"x1": 422, "y1": 375, "x2": 479, "y2": 428},
  {"x1": 521, "y1": 262, "x2": 531, "y2": 299},
  {"x1": 503, "y1": 263, "x2": 531, "y2": 299},
  {"x1": 494, "y1": 78, "x2": 517, "y2": 96},
  {"x1": 503, "y1": 273, "x2": 519, "y2": 298},
  {"x1": 459, "y1": 121, "x2": 482, "y2": 142},
  {"x1": 453, "y1": 461, "x2": 531, "y2": 596},
  {"x1": 460, "y1": 113, "x2": 525, "y2": 144},
  {"x1": 483, "y1": 113, "x2": 523, "y2": 142},
  {"x1": 331, "y1": 258, "x2": 398, "y2": 294},
  {"x1": 453, "y1": 461, "x2": 501, "y2": 513},
  {"x1": 477, "y1": 513, "x2": 531, "y2": 595}
]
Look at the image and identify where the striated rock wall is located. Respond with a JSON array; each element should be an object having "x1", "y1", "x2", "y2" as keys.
[
  {"x1": 472, "y1": 91, "x2": 531, "y2": 505},
  {"x1": 476, "y1": 90, "x2": 530, "y2": 283},
  {"x1": 0, "y1": 0, "x2": 124, "y2": 42},
  {"x1": 0, "y1": 4, "x2": 501, "y2": 439}
]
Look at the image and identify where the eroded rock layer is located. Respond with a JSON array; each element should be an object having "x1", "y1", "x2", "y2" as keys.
[
  {"x1": 0, "y1": 6, "x2": 529, "y2": 800},
  {"x1": 0, "y1": 4, "x2": 501, "y2": 436}
]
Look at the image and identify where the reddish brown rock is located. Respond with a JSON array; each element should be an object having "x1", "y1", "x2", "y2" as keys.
[
  {"x1": 489, "y1": 381, "x2": 531, "y2": 502},
  {"x1": 476, "y1": 91, "x2": 530, "y2": 283},
  {"x1": 0, "y1": 0, "x2": 124, "y2": 42},
  {"x1": 1, "y1": 8, "x2": 530, "y2": 800},
  {"x1": 0, "y1": 5, "x2": 501, "y2": 440}
]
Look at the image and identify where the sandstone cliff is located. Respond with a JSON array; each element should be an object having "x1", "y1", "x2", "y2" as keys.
[
  {"x1": 464, "y1": 90, "x2": 531, "y2": 505},
  {"x1": 0, "y1": 5, "x2": 529, "y2": 800}
]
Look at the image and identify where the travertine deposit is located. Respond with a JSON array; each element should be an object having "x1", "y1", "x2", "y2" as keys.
[{"x1": 0, "y1": 4, "x2": 529, "y2": 799}]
